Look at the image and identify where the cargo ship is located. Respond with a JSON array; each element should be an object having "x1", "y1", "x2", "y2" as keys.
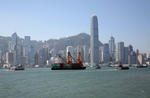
[
  {"x1": 9, "y1": 65, "x2": 25, "y2": 71},
  {"x1": 51, "y1": 52, "x2": 86, "y2": 70}
]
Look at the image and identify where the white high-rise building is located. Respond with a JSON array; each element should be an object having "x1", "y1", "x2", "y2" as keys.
[
  {"x1": 6, "y1": 52, "x2": 14, "y2": 65},
  {"x1": 100, "y1": 44, "x2": 110, "y2": 63},
  {"x1": 90, "y1": 15, "x2": 99, "y2": 66},
  {"x1": 115, "y1": 42, "x2": 124, "y2": 63},
  {"x1": 109, "y1": 36, "x2": 115, "y2": 60},
  {"x1": 83, "y1": 45, "x2": 88, "y2": 62}
]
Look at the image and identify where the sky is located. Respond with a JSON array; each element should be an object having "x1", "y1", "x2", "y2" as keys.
[{"x1": 0, "y1": 0, "x2": 150, "y2": 53}]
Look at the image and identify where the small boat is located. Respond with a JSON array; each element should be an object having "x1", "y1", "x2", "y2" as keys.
[
  {"x1": 117, "y1": 64, "x2": 129, "y2": 70},
  {"x1": 136, "y1": 64, "x2": 148, "y2": 68},
  {"x1": 96, "y1": 65, "x2": 101, "y2": 69},
  {"x1": 9, "y1": 65, "x2": 25, "y2": 71}
]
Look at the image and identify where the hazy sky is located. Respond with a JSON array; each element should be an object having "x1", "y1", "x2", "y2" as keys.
[{"x1": 0, "y1": 0, "x2": 150, "y2": 53}]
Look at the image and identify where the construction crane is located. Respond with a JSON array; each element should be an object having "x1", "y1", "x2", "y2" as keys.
[
  {"x1": 66, "y1": 52, "x2": 73, "y2": 64},
  {"x1": 66, "y1": 51, "x2": 83, "y2": 66},
  {"x1": 76, "y1": 52, "x2": 83, "y2": 66}
]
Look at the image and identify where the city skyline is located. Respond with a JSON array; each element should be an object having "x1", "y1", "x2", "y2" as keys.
[
  {"x1": 1, "y1": 1, "x2": 150, "y2": 98},
  {"x1": 1, "y1": 29, "x2": 150, "y2": 68},
  {"x1": 0, "y1": 0, "x2": 150, "y2": 53}
]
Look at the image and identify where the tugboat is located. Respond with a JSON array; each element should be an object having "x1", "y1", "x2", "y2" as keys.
[
  {"x1": 51, "y1": 52, "x2": 86, "y2": 70},
  {"x1": 117, "y1": 64, "x2": 129, "y2": 70},
  {"x1": 9, "y1": 65, "x2": 25, "y2": 71}
]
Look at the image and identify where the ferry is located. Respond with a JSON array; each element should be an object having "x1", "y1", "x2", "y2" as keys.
[{"x1": 9, "y1": 65, "x2": 25, "y2": 71}]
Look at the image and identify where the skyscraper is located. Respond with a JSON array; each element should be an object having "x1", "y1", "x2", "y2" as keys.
[
  {"x1": 115, "y1": 42, "x2": 124, "y2": 63},
  {"x1": 30, "y1": 45, "x2": 35, "y2": 65},
  {"x1": 124, "y1": 47, "x2": 129, "y2": 64},
  {"x1": 42, "y1": 45, "x2": 49, "y2": 65},
  {"x1": 128, "y1": 45, "x2": 133, "y2": 53},
  {"x1": 83, "y1": 45, "x2": 88, "y2": 62},
  {"x1": 138, "y1": 54, "x2": 145, "y2": 65},
  {"x1": 34, "y1": 51, "x2": 39, "y2": 65},
  {"x1": 24, "y1": 36, "x2": 31, "y2": 64},
  {"x1": 100, "y1": 44, "x2": 110, "y2": 63},
  {"x1": 11, "y1": 32, "x2": 17, "y2": 50},
  {"x1": 24, "y1": 36, "x2": 31, "y2": 46},
  {"x1": 6, "y1": 52, "x2": 14, "y2": 65},
  {"x1": 128, "y1": 51, "x2": 137, "y2": 64},
  {"x1": 90, "y1": 15, "x2": 99, "y2": 66},
  {"x1": 109, "y1": 36, "x2": 115, "y2": 60}
]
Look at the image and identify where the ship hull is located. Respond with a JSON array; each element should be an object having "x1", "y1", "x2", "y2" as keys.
[
  {"x1": 51, "y1": 63, "x2": 86, "y2": 70},
  {"x1": 117, "y1": 67, "x2": 129, "y2": 70},
  {"x1": 117, "y1": 64, "x2": 129, "y2": 70},
  {"x1": 51, "y1": 67, "x2": 86, "y2": 70},
  {"x1": 9, "y1": 66, "x2": 25, "y2": 71},
  {"x1": 9, "y1": 68, "x2": 24, "y2": 71},
  {"x1": 136, "y1": 66, "x2": 148, "y2": 68}
]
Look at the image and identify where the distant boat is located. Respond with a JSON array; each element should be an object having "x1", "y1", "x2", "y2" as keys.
[
  {"x1": 136, "y1": 64, "x2": 148, "y2": 68},
  {"x1": 117, "y1": 64, "x2": 129, "y2": 70},
  {"x1": 9, "y1": 65, "x2": 25, "y2": 71},
  {"x1": 95, "y1": 64, "x2": 101, "y2": 69},
  {"x1": 34, "y1": 65, "x2": 40, "y2": 68}
]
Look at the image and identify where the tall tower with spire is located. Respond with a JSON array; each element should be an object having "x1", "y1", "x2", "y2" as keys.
[{"x1": 90, "y1": 15, "x2": 99, "y2": 66}]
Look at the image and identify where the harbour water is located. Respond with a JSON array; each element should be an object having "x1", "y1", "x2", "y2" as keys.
[{"x1": 0, "y1": 67, "x2": 150, "y2": 98}]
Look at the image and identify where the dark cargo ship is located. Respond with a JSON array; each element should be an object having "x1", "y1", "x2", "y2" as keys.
[
  {"x1": 51, "y1": 63, "x2": 86, "y2": 70},
  {"x1": 51, "y1": 52, "x2": 86, "y2": 70}
]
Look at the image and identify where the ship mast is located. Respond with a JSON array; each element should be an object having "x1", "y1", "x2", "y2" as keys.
[{"x1": 76, "y1": 52, "x2": 83, "y2": 66}]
